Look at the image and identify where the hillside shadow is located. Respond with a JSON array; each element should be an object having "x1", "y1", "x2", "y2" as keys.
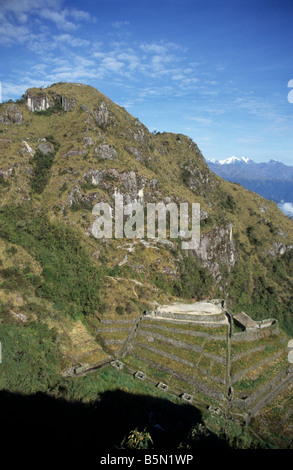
[{"x1": 0, "y1": 388, "x2": 229, "y2": 463}]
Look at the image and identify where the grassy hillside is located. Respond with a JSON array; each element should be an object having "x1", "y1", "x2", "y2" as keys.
[{"x1": 0, "y1": 82, "x2": 293, "y2": 449}]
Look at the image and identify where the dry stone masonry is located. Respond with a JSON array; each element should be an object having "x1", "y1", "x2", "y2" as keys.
[
  {"x1": 146, "y1": 301, "x2": 228, "y2": 326},
  {"x1": 111, "y1": 300, "x2": 293, "y2": 424}
]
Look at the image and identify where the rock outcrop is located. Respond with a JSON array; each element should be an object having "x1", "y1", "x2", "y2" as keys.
[
  {"x1": 93, "y1": 101, "x2": 110, "y2": 127},
  {"x1": 37, "y1": 142, "x2": 54, "y2": 155},
  {"x1": 25, "y1": 90, "x2": 76, "y2": 112},
  {"x1": 94, "y1": 144, "x2": 118, "y2": 160},
  {"x1": 194, "y1": 224, "x2": 238, "y2": 281},
  {"x1": 0, "y1": 104, "x2": 22, "y2": 124}
]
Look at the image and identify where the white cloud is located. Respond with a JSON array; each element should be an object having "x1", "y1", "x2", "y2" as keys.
[
  {"x1": 68, "y1": 9, "x2": 95, "y2": 23},
  {"x1": 0, "y1": 0, "x2": 94, "y2": 46},
  {"x1": 140, "y1": 43, "x2": 168, "y2": 54},
  {"x1": 140, "y1": 41, "x2": 184, "y2": 55},
  {"x1": 188, "y1": 116, "x2": 212, "y2": 125},
  {"x1": 39, "y1": 8, "x2": 77, "y2": 30},
  {"x1": 52, "y1": 34, "x2": 90, "y2": 48},
  {"x1": 278, "y1": 202, "x2": 293, "y2": 217},
  {"x1": 112, "y1": 20, "x2": 130, "y2": 28},
  {"x1": 0, "y1": 20, "x2": 33, "y2": 45},
  {"x1": 236, "y1": 137, "x2": 263, "y2": 144},
  {"x1": 93, "y1": 52, "x2": 106, "y2": 59},
  {"x1": 117, "y1": 52, "x2": 140, "y2": 70},
  {"x1": 101, "y1": 56, "x2": 125, "y2": 73},
  {"x1": 2, "y1": 79, "x2": 50, "y2": 101},
  {"x1": 0, "y1": 12, "x2": 203, "y2": 107}
]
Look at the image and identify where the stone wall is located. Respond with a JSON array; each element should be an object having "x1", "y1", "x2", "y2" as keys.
[
  {"x1": 232, "y1": 322, "x2": 279, "y2": 343},
  {"x1": 150, "y1": 310, "x2": 226, "y2": 325},
  {"x1": 139, "y1": 322, "x2": 227, "y2": 341},
  {"x1": 137, "y1": 328, "x2": 227, "y2": 365}
]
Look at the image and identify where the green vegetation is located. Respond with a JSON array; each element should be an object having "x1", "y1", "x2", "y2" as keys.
[
  {"x1": 230, "y1": 250, "x2": 293, "y2": 335},
  {"x1": 30, "y1": 135, "x2": 60, "y2": 194},
  {"x1": 0, "y1": 82, "x2": 292, "y2": 450},
  {"x1": 0, "y1": 177, "x2": 10, "y2": 189},
  {"x1": 0, "y1": 204, "x2": 105, "y2": 319},
  {"x1": 120, "y1": 428, "x2": 154, "y2": 449},
  {"x1": 0, "y1": 265, "x2": 41, "y2": 292},
  {"x1": 150, "y1": 252, "x2": 216, "y2": 300},
  {"x1": 33, "y1": 98, "x2": 63, "y2": 116},
  {"x1": 0, "y1": 321, "x2": 62, "y2": 394},
  {"x1": 174, "y1": 253, "x2": 216, "y2": 299}
]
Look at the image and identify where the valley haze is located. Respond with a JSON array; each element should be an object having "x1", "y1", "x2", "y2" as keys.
[{"x1": 207, "y1": 156, "x2": 293, "y2": 218}]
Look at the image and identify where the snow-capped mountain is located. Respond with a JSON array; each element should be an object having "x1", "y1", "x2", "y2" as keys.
[
  {"x1": 217, "y1": 156, "x2": 252, "y2": 165},
  {"x1": 207, "y1": 156, "x2": 293, "y2": 217}
]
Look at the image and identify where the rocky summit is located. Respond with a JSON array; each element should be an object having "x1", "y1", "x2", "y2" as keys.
[{"x1": 0, "y1": 82, "x2": 293, "y2": 449}]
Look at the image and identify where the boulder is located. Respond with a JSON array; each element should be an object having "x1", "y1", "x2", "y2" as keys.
[
  {"x1": 0, "y1": 104, "x2": 22, "y2": 124},
  {"x1": 84, "y1": 169, "x2": 103, "y2": 186},
  {"x1": 94, "y1": 144, "x2": 118, "y2": 160},
  {"x1": 8, "y1": 104, "x2": 22, "y2": 124},
  {"x1": 37, "y1": 142, "x2": 54, "y2": 155}
]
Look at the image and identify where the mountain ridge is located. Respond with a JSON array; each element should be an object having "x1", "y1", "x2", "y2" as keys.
[
  {"x1": 0, "y1": 82, "x2": 293, "y2": 449},
  {"x1": 207, "y1": 156, "x2": 293, "y2": 216},
  {"x1": 0, "y1": 82, "x2": 292, "y2": 308}
]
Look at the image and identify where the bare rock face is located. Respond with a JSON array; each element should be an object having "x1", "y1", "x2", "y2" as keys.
[
  {"x1": 83, "y1": 168, "x2": 147, "y2": 204},
  {"x1": 0, "y1": 114, "x2": 9, "y2": 124},
  {"x1": 94, "y1": 144, "x2": 118, "y2": 160},
  {"x1": 26, "y1": 94, "x2": 51, "y2": 112},
  {"x1": 117, "y1": 170, "x2": 145, "y2": 203},
  {"x1": 125, "y1": 146, "x2": 141, "y2": 158},
  {"x1": 62, "y1": 149, "x2": 87, "y2": 158},
  {"x1": 0, "y1": 168, "x2": 13, "y2": 179},
  {"x1": 8, "y1": 104, "x2": 23, "y2": 124},
  {"x1": 0, "y1": 104, "x2": 22, "y2": 124},
  {"x1": 200, "y1": 210, "x2": 209, "y2": 220},
  {"x1": 81, "y1": 104, "x2": 90, "y2": 113},
  {"x1": 130, "y1": 125, "x2": 148, "y2": 145},
  {"x1": 61, "y1": 96, "x2": 76, "y2": 111},
  {"x1": 193, "y1": 224, "x2": 238, "y2": 281},
  {"x1": 67, "y1": 185, "x2": 82, "y2": 206},
  {"x1": 37, "y1": 142, "x2": 54, "y2": 155},
  {"x1": 185, "y1": 166, "x2": 211, "y2": 192},
  {"x1": 265, "y1": 242, "x2": 293, "y2": 256},
  {"x1": 22, "y1": 140, "x2": 35, "y2": 156},
  {"x1": 26, "y1": 91, "x2": 76, "y2": 112},
  {"x1": 67, "y1": 184, "x2": 99, "y2": 209},
  {"x1": 94, "y1": 102, "x2": 110, "y2": 127},
  {"x1": 84, "y1": 169, "x2": 103, "y2": 186}
]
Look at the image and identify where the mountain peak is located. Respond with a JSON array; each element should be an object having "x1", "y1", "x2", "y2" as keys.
[{"x1": 218, "y1": 156, "x2": 251, "y2": 165}]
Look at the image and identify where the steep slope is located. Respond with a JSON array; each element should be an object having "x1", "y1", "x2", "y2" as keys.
[
  {"x1": 0, "y1": 83, "x2": 293, "y2": 447},
  {"x1": 1, "y1": 83, "x2": 292, "y2": 315}
]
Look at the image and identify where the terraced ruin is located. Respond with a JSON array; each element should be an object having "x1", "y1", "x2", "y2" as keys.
[
  {"x1": 1, "y1": 82, "x2": 292, "y2": 447},
  {"x1": 74, "y1": 300, "x2": 293, "y2": 427}
]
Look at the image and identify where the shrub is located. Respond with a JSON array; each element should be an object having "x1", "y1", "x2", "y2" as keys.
[
  {"x1": 0, "y1": 205, "x2": 105, "y2": 319},
  {"x1": 0, "y1": 322, "x2": 62, "y2": 394},
  {"x1": 30, "y1": 136, "x2": 60, "y2": 194},
  {"x1": 121, "y1": 428, "x2": 154, "y2": 449},
  {"x1": 174, "y1": 253, "x2": 215, "y2": 299}
]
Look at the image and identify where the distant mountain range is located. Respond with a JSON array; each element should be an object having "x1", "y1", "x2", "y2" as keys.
[{"x1": 207, "y1": 156, "x2": 293, "y2": 217}]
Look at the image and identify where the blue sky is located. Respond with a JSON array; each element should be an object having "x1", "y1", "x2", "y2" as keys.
[{"x1": 1, "y1": 0, "x2": 293, "y2": 164}]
